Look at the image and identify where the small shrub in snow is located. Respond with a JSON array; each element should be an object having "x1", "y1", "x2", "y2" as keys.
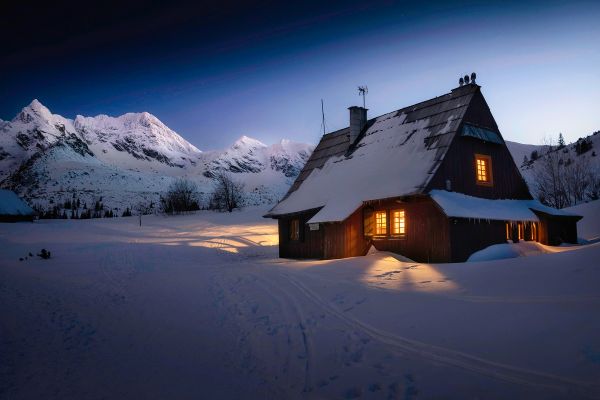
[
  {"x1": 160, "y1": 179, "x2": 200, "y2": 214},
  {"x1": 38, "y1": 249, "x2": 51, "y2": 259},
  {"x1": 208, "y1": 172, "x2": 245, "y2": 212}
]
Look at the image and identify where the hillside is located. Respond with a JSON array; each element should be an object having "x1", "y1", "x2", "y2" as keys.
[
  {"x1": 0, "y1": 100, "x2": 314, "y2": 214},
  {"x1": 514, "y1": 132, "x2": 600, "y2": 207}
]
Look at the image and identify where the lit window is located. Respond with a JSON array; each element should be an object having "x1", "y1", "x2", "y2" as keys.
[
  {"x1": 531, "y1": 223, "x2": 537, "y2": 241},
  {"x1": 518, "y1": 223, "x2": 523, "y2": 240},
  {"x1": 475, "y1": 154, "x2": 492, "y2": 185},
  {"x1": 375, "y1": 211, "x2": 387, "y2": 235},
  {"x1": 506, "y1": 222, "x2": 511, "y2": 240},
  {"x1": 391, "y1": 210, "x2": 405, "y2": 235},
  {"x1": 290, "y1": 219, "x2": 300, "y2": 241}
]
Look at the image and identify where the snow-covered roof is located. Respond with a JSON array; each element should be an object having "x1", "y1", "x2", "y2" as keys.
[
  {"x1": 266, "y1": 84, "x2": 479, "y2": 222},
  {"x1": 0, "y1": 190, "x2": 34, "y2": 216},
  {"x1": 430, "y1": 190, "x2": 580, "y2": 222}
]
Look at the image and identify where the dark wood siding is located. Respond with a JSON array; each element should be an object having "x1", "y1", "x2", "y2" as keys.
[
  {"x1": 323, "y1": 208, "x2": 371, "y2": 259},
  {"x1": 448, "y1": 218, "x2": 507, "y2": 262},
  {"x1": 368, "y1": 197, "x2": 451, "y2": 263},
  {"x1": 278, "y1": 210, "x2": 324, "y2": 259},
  {"x1": 533, "y1": 211, "x2": 580, "y2": 245},
  {"x1": 427, "y1": 91, "x2": 531, "y2": 200}
]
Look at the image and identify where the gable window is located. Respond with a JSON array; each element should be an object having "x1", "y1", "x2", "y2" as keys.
[
  {"x1": 290, "y1": 219, "x2": 300, "y2": 241},
  {"x1": 391, "y1": 210, "x2": 405, "y2": 235},
  {"x1": 475, "y1": 154, "x2": 493, "y2": 186},
  {"x1": 375, "y1": 211, "x2": 387, "y2": 235}
]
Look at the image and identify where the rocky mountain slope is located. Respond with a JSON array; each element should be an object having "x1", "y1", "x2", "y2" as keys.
[{"x1": 0, "y1": 100, "x2": 313, "y2": 214}]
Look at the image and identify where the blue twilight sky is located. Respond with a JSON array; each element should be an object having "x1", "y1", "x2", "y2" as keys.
[{"x1": 1, "y1": 0, "x2": 599, "y2": 150}]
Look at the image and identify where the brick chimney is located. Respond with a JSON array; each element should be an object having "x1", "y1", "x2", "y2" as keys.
[{"x1": 348, "y1": 106, "x2": 367, "y2": 144}]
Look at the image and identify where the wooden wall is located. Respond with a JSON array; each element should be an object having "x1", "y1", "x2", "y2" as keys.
[
  {"x1": 427, "y1": 91, "x2": 531, "y2": 200},
  {"x1": 448, "y1": 218, "x2": 507, "y2": 262},
  {"x1": 278, "y1": 209, "x2": 324, "y2": 259},
  {"x1": 322, "y1": 208, "x2": 371, "y2": 259},
  {"x1": 533, "y1": 212, "x2": 580, "y2": 245},
  {"x1": 367, "y1": 197, "x2": 451, "y2": 263}
]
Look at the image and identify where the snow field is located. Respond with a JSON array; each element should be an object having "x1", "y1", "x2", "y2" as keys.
[{"x1": 1, "y1": 204, "x2": 600, "y2": 399}]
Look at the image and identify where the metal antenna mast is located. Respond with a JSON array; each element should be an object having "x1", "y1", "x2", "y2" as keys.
[
  {"x1": 321, "y1": 99, "x2": 326, "y2": 136},
  {"x1": 358, "y1": 86, "x2": 368, "y2": 108}
]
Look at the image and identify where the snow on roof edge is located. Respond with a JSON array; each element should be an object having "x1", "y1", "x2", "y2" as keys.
[{"x1": 430, "y1": 190, "x2": 580, "y2": 222}]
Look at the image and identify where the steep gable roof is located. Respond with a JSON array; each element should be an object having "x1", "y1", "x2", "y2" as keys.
[{"x1": 266, "y1": 84, "x2": 482, "y2": 222}]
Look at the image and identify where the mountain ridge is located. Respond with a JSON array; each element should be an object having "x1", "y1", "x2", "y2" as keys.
[{"x1": 0, "y1": 100, "x2": 314, "y2": 213}]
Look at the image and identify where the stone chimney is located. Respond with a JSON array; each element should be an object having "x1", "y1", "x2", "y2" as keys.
[{"x1": 348, "y1": 106, "x2": 367, "y2": 144}]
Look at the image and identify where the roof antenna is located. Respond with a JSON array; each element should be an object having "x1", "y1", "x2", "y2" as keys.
[
  {"x1": 358, "y1": 86, "x2": 368, "y2": 108},
  {"x1": 320, "y1": 99, "x2": 327, "y2": 136}
]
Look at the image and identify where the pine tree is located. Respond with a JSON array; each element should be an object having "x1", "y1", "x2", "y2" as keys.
[{"x1": 558, "y1": 133, "x2": 565, "y2": 148}]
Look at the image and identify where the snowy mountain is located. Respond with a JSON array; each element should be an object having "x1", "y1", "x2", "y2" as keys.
[{"x1": 0, "y1": 100, "x2": 314, "y2": 213}]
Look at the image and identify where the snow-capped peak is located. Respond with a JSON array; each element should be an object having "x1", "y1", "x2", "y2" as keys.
[
  {"x1": 14, "y1": 99, "x2": 54, "y2": 124},
  {"x1": 232, "y1": 135, "x2": 267, "y2": 150}
]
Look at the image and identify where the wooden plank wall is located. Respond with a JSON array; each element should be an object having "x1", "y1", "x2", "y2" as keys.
[
  {"x1": 323, "y1": 208, "x2": 371, "y2": 259},
  {"x1": 368, "y1": 197, "x2": 451, "y2": 263},
  {"x1": 428, "y1": 136, "x2": 531, "y2": 200},
  {"x1": 427, "y1": 91, "x2": 531, "y2": 200},
  {"x1": 536, "y1": 215, "x2": 579, "y2": 245},
  {"x1": 278, "y1": 210, "x2": 324, "y2": 259},
  {"x1": 449, "y1": 219, "x2": 507, "y2": 262}
]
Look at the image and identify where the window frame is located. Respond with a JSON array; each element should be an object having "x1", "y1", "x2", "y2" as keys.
[
  {"x1": 289, "y1": 219, "x2": 300, "y2": 241},
  {"x1": 374, "y1": 210, "x2": 387, "y2": 236},
  {"x1": 474, "y1": 153, "x2": 493, "y2": 186},
  {"x1": 390, "y1": 209, "x2": 406, "y2": 237}
]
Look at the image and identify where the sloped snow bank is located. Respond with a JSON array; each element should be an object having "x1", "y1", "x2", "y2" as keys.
[{"x1": 467, "y1": 241, "x2": 567, "y2": 262}]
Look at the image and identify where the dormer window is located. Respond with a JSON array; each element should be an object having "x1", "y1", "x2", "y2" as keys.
[{"x1": 475, "y1": 154, "x2": 493, "y2": 186}]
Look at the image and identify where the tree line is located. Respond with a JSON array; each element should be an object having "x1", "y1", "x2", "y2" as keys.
[{"x1": 33, "y1": 172, "x2": 246, "y2": 219}]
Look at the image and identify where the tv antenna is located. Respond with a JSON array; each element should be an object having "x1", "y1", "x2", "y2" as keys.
[
  {"x1": 358, "y1": 86, "x2": 368, "y2": 108},
  {"x1": 320, "y1": 99, "x2": 327, "y2": 136}
]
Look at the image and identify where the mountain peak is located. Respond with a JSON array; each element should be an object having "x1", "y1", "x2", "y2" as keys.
[
  {"x1": 27, "y1": 99, "x2": 53, "y2": 115},
  {"x1": 232, "y1": 135, "x2": 267, "y2": 149},
  {"x1": 14, "y1": 99, "x2": 53, "y2": 124}
]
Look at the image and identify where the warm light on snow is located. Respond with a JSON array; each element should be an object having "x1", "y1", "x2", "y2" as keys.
[{"x1": 362, "y1": 255, "x2": 459, "y2": 293}]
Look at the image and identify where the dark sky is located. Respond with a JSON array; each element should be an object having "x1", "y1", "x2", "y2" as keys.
[{"x1": 1, "y1": 0, "x2": 599, "y2": 149}]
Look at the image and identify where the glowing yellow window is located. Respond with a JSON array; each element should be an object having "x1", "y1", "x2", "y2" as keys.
[
  {"x1": 506, "y1": 222, "x2": 511, "y2": 240},
  {"x1": 391, "y1": 210, "x2": 405, "y2": 235},
  {"x1": 475, "y1": 154, "x2": 493, "y2": 185},
  {"x1": 531, "y1": 223, "x2": 537, "y2": 241},
  {"x1": 518, "y1": 223, "x2": 524, "y2": 240},
  {"x1": 375, "y1": 211, "x2": 387, "y2": 235}
]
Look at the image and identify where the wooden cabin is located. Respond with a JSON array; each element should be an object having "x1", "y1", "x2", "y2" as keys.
[{"x1": 265, "y1": 81, "x2": 582, "y2": 262}]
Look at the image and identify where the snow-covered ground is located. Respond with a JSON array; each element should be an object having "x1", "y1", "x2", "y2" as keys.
[{"x1": 1, "y1": 206, "x2": 600, "y2": 399}]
